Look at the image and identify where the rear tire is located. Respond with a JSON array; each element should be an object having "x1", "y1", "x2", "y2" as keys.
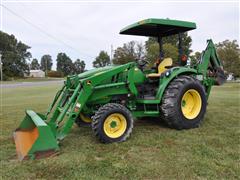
[
  {"x1": 160, "y1": 75, "x2": 207, "y2": 130},
  {"x1": 92, "y1": 103, "x2": 133, "y2": 143}
]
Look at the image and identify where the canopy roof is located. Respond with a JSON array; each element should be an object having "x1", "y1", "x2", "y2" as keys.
[{"x1": 120, "y1": 18, "x2": 196, "y2": 37}]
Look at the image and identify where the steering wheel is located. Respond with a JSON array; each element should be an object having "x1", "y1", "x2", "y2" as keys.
[{"x1": 136, "y1": 59, "x2": 149, "y2": 71}]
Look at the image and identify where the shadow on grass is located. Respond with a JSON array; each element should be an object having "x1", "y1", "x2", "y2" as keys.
[{"x1": 135, "y1": 117, "x2": 169, "y2": 128}]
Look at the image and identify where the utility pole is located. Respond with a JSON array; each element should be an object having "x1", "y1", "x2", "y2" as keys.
[
  {"x1": 0, "y1": 52, "x2": 2, "y2": 116},
  {"x1": 45, "y1": 58, "x2": 47, "y2": 77},
  {"x1": 0, "y1": 53, "x2": 2, "y2": 81}
]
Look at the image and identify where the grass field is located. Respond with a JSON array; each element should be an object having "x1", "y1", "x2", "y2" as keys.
[
  {"x1": 1, "y1": 77, "x2": 64, "y2": 84},
  {"x1": 0, "y1": 83, "x2": 239, "y2": 179}
]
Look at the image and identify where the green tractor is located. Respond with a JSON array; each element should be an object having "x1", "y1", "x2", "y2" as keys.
[{"x1": 14, "y1": 18, "x2": 225, "y2": 160}]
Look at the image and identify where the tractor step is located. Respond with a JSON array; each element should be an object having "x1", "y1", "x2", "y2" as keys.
[
  {"x1": 136, "y1": 99, "x2": 160, "y2": 104},
  {"x1": 143, "y1": 111, "x2": 159, "y2": 115},
  {"x1": 143, "y1": 95, "x2": 155, "y2": 100}
]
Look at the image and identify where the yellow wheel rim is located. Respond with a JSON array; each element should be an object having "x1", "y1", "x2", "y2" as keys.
[
  {"x1": 181, "y1": 89, "x2": 202, "y2": 120},
  {"x1": 80, "y1": 113, "x2": 92, "y2": 123},
  {"x1": 103, "y1": 113, "x2": 127, "y2": 138}
]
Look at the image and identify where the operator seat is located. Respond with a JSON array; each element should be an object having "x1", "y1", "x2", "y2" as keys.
[{"x1": 147, "y1": 58, "x2": 173, "y2": 78}]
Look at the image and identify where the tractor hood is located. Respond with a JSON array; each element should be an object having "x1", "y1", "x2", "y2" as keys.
[{"x1": 66, "y1": 62, "x2": 146, "y2": 89}]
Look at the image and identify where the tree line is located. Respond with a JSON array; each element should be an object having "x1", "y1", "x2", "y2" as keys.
[
  {"x1": 103, "y1": 34, "x2": 239, "y2": 77},
  {"x1": 30, "y1": 54, "x2": 86, "y2": 76},
  {"x1": 0, "y1": 30, "x2": 239, "y2": 80}
]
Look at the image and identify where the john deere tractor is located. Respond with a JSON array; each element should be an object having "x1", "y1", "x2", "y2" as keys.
[{"x1": 13, "y1": 18, "x2": 225, "y2": 160}]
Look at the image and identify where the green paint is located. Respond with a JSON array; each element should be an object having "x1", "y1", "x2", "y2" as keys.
[
  {"x1": 120, "y1": 18, "x2": 196, "y2": 37},
  {"x1": 182, "y1": 100, "x2": 186, "y2": 107},
  {"x1": 14, "y1": 18, "x2": 225, "y2": 160},
  {"x1": 14, "y1": 110, "x2": 59, "y2": 160},
  {"x1": 110, "y1": 121, "x2": 117, "y2": 128}
]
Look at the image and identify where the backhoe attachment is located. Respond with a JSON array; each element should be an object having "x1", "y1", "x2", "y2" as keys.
[{"x1": 197, "y1": 39, "x2": 226, "y2": 85}]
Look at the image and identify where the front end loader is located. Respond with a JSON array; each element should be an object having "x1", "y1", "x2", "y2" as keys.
[{"x1": 13, "y1": 18, "x2": 226, "y2": 160}]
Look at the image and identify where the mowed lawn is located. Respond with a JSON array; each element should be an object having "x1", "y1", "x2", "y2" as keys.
[{"x1": 0, "y1": 83, "x2": 239, "y2": 179}]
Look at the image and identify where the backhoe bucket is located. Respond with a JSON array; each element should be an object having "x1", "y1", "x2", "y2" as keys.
[
  {"x1": 13, "y1": 110, "x2": 59, "y2": 160},
  {"x1": 215, "y1": 67, "x2": 226, "y2": 85}
]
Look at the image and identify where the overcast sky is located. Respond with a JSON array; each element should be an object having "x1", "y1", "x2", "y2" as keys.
[{"x1": 1, "y1": 1, "x2": 239, "y2": 70}]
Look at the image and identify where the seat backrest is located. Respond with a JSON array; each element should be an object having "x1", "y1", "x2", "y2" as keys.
[{"x1": 158, "y1": 58, "x2": 173, "y2": 74}]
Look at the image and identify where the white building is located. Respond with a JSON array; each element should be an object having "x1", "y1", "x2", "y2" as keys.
[
  {"x1": 28, "y1": 70, "x2": 45, "y2": 78},
  {"x1": 227, "y1": 73, "x2": 234, "y2": 81}
]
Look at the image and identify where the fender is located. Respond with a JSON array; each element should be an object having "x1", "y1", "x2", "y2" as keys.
[{"x1": 156, "y1": 67, "x2": 197, "y2": 103}]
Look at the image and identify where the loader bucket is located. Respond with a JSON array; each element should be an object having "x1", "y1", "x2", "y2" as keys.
[{"x1": 13, "y1": 110, "x2": 59, "y2": 160}]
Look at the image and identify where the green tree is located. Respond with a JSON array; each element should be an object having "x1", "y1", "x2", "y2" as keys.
[
  {"x1": 190, "y1": 51, "x2": 201, "y2": 67},
  {"x1": 136, "y1": 42, "x2": 145, "y2": 59},
  {"x1": 216, "y1": 40, "x2": 240, "y2": 77},
  {"x1": 40, "y1": 55, "x2": 52, "y2": 71},
  {"x1": 145, "y1": 33, "x2": 193, "y2": 65},
  {"x1": 56, "y1": 53, "x2": 73, "y2": 76},
  {"x1": 73, "y1": 59, "x2": 85, "y2": 74},
  {"x1": 93, "y1": 51, "x2": 110, "y2": 68},
  {"x1": 145, "y1": 42, "x2": 159, "y2": 65},
  {"x1": 112, "y1": 41, "x2": 145, "y2": 65},
  {"x1": 163, "y1": 43, "x2": 178, "y2": 65},
  {"x1": 0, "y1": 31, "x2": 31, "y2": 79},
  {"x1": 145, "y1": 42, "x2": 178, "y2": 66},
  {"x1": 30, "y1": 58, "x2": 40, "y2": 70}
]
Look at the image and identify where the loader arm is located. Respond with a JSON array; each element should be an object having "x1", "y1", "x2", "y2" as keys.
[{"x1": 46, "y1": 62, "x2": 138, "y2": 140}]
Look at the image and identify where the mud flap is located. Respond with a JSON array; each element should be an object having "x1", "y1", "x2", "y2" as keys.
[{"x1": 13, "y1": 110, "x2": 59, "y2": 160}]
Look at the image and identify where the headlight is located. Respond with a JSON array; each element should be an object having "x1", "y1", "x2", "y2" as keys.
[{"x1": 165, "y1": 71, "x2": 171, "y2": 77}]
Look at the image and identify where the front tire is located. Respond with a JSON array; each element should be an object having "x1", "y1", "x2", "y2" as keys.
[
  {"x1": 92, "y1": 103, "x2": 133, "y2": 143},
  {"x1": 160, "y1": 75, "x2": 207, "y2": 129},
  {"x1": 75, "y1": 113, "x2": 92, "y2": 127}
]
